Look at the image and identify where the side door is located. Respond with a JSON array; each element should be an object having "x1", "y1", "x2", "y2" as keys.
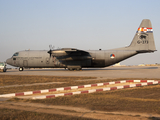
[{"x1": 46, "y1": 57, "x2": 50, "y2": 64}]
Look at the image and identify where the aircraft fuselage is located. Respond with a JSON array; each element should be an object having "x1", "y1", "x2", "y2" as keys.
[{"x1": 6, "y1": 50, "x2": 137, "y2": 69}]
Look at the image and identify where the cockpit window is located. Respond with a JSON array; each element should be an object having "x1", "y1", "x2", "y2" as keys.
[
  {"x1": 0, "y1": 63, "x2": 4, "y2": 66},
  {"x1": 13, "y1": 52, "x2": 19, "y2": 57}
]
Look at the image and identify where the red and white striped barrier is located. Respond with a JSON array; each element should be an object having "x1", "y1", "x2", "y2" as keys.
[
  {"x1": 0, "y1": 80, "x2": 159, "y2": 99},
  {"x1": 33, "y1": 80, "x2": 160, "y2": 99}
]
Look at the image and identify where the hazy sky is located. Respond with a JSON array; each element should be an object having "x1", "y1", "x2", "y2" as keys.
[{"x1": 0, "y1": 0, "x2": 160, "y2": 65}]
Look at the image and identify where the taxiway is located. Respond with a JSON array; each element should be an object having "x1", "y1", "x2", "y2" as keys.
[{"x1": 1, "y1": 66, "x2": 160, "y2": 79}]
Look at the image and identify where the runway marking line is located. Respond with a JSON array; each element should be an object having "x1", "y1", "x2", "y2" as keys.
[{"x1": 0, "y1": 80, "x2": 160, "y2": 99}]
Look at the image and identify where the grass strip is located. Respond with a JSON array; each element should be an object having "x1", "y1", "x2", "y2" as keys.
[
  {"x1": 0, "y1": 75, "x2": 96, "y2": 86},
  {"x1": 0, "y1": 108, "x2": 95, "y2": 120}
]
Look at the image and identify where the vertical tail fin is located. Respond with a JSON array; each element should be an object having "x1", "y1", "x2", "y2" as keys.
[{"x1": 128, "y1": 19, "x2": 156, "y2": 52}]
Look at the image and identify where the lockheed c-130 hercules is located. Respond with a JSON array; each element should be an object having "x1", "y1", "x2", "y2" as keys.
[{"x1": 6, "y1": 19, "x2": 156, "y2": 71}]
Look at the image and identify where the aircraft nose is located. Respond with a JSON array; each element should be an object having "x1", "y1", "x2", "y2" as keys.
[{"x1": 6, "y1": 58, "x2": 12, "y2": 65}]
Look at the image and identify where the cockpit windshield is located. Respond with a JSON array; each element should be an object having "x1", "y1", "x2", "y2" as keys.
[
  {"x1": 13, "y1": 52, "x2": 19, "y2": 57},
  {"x1": 0, "y1": 63, "x2": 4, "y2": 66}
]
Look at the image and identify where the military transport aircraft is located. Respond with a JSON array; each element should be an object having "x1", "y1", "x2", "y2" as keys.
[{"x1": 6, "y1": 19, "x2": 156, "y2": 71}]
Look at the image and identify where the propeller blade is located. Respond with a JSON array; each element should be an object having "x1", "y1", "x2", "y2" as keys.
[
  {"x1": 47, "y1": 49, "x2": 52, "y2": 58},
  {"x1": 48, "y1": 45, "x2": 55, "y2": 58}
]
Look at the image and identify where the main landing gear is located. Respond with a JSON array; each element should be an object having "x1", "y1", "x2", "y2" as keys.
[{"x1": 67, "y1": 66, "x2": 82, "y2": 71}]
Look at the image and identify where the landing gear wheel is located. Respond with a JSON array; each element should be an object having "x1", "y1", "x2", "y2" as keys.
[
  {"x1": 19, "y1": 67, "x2": 23, "y2": 71},
  {"x1": 76, "y1": 68, "x2": 80, "y2": 71},
  {"x1": 68, "y1": 68, "x2": 71, "y2": 71},
  {"x1": 69, "y1": 68, "x2": 73, "y2": 71}
]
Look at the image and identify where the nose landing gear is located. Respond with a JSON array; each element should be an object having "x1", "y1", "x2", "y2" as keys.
[{"x1": 19, "y1": 67, "x2": 23, "y2": 71}]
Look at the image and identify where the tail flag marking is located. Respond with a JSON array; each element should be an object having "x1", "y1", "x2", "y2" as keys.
[{"x1": 137, "y1": 27, "x2": 153, "y2": 33}]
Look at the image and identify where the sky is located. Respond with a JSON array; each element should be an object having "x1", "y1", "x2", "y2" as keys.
[{"x1": 0, "y1": 0, "x2": 160, "y2": 66}]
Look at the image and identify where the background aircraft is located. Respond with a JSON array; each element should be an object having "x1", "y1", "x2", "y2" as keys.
[{"x1": 6, "y1": 19, "x2": 156, "y2": 71}]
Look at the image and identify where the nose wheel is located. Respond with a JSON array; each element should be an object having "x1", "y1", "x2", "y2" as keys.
[{"x1": 19, "y1": 67, "x2": 23, "y2": 71}]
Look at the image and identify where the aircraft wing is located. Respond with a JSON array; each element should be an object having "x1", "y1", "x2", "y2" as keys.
[
  {"x1": 49, "y1": 48, "x2": 90, "y2": 57},
  {"x1": 62, "y1": 48, "x2": 89, "y2": 55}
]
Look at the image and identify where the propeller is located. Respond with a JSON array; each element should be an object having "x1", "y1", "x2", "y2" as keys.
[{"x1": 48, "y1": 45, "x2": 55, "y2": 58}]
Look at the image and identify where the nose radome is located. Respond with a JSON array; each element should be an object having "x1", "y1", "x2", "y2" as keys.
[{"x1": 6, "y1": 58, "x2": 12, "y2": 65}]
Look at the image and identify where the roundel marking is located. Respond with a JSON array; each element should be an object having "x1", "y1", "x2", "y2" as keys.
[
  {"x1": 110, "y1": 54, "x2": 115, "y2": 59},
  {"x1": 143, "y1": 28, "x2": 147, "y2": 32}
]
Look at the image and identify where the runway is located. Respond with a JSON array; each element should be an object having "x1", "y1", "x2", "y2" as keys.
[{"x1": 1, "y1": 66, "x2": 160, "y2": 79}]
